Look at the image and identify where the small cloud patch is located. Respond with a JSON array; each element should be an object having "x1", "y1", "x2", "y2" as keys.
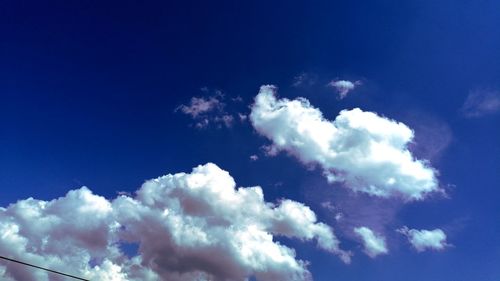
[
  {"x1": 398, "y1": 226, "x2": 450, "y2": 252},
  {"x1": 354, "y1": 226, "x2": 388, "y2": 258},
  {"x1": 176, "y1": 88, "x2": 247, "y2": 129},
  {"x1": 327, "y1": 80, "x2": 362, "y2": 99}
]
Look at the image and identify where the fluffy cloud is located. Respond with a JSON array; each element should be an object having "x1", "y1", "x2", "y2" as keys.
[
  {"x1": 397, "y1": 227, "x2": 449, "y2": 252},
  {"x1": 0, "y1": 163, "x2": 349, "y2": 281},
  {"x1": 461, "y1": 89, "x2": 500, "y2": 118},
  {"x1": 327, "y1": 80, "x2": 361, "y2": 99},
  {"x1": 250, "y1": 85, "x2": 439, "y2": 201},
  {"x1": 353, "y1": 227, "x2": 388, "y2": 258},
  {"x1": 0, "y1": 188, "x2": 145, "y2": 281}
]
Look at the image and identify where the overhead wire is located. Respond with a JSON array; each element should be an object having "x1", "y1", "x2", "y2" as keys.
[{"x1": 0, "y1": 255, "x2": 90, "y2": 281}]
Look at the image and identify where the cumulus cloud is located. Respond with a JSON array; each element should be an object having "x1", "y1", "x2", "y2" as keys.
[
  {"x1": 0, "y1": 163, "x2": 349, "y2": 281},
  {"x1": 327, "y1": 80, "x2": 361, "y2": 99},
  {"x1": 397, "y1": 227, "x2": 449, "y2": 252},
  {"x1": 353, "y1": 227, "x2": 388, "y2": 258},
  {"x1": 0, "y1": 188, "x2": 147, "y2": 281},
  {"x1": 250, "y1": 85, "x2": 439, "y2": 201},
  {"x1": 461, "y1": 89, "x2": 500, "y2": 117}
]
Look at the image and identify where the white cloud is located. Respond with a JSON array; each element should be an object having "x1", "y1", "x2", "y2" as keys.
[
  {"x1": 250, "y1": 85, "x2": 439, "y2": 201},
  {"x1": 353, "y1": 227, "x2": 388, "y2": 258},
  {"x1": 397, "y1": 226, "x2": 449, "y2": 252},
  {"x1": 0, "y1": 187, "x2": 147, "y2": 281},
  {"x1": 327, "y1": 80, "x2": 361, "y2": 99},
  {"x1": 0, "y1": 163, "x2": 349, "y2": 281},
  {"x1": 250, "y1": 154, "x2": 259, "y2": 161},
  {"x1": 461, "y1": 89, "x2": 500, "y2": 118}
]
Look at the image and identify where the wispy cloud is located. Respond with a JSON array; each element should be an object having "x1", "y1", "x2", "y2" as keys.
[
  {"x1": 404, "y1": 113, "x2": 453, "y2": 162},
  {"x1": 176, "y1": 96, "x2": 223, "y2": 118},
  {"x1": 461, "y1": 89, "x2": 500, "y2": 118},
  {"x1": 176, "y1": 88, "x2": 245, "y2": 129}
]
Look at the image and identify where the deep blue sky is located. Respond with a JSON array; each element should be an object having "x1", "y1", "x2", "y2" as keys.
[{"x1": 1, "y1": 1, "x2": 500, "y2": 280}]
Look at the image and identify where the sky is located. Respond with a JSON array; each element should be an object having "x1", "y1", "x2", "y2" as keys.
[{"x1": 0, "y1": 1, "x2": 500, "y2": 280}]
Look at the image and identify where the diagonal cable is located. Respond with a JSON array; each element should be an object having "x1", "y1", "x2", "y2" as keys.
[{"x1": 0, "y1": 255, "x2": 90, "y2": 281}]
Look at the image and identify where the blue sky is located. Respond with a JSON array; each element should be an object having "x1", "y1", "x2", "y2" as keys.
[{"x1": 1, "y1": 1, "x2": 500, "y2": 280}]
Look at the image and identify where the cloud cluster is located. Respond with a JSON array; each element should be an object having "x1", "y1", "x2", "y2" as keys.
[
  {"x1": 397, "y1": 227, "x2": 449, "y2": 252},
  {"x1": 0, "y1": 163, "x2": 349, "y2": 281},
  {"x1": 327, "y1": 80, "x2": 361, "y2": 99},
  {"x1": 250, "y1": 85, "x2": 439, "y2": 201},
  {"x1": 353, "y1": 227, "x2": 388, "y2": 258},
  {"x1": 176, "y1": 90, "x2": 237, "y2": 128},
  {"x1": 461, "y1": 89, "x2": 500, "y2": 118},
  {"x1": 176, "y1": 96, "x2": 223, "y2": 118}
]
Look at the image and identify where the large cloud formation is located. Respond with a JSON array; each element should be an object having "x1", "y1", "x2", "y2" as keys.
[
  {"x1": 0, "y1": 163, "x2": 349, "y2": 281},
  {"x1": 250, "y1": 85, "x2": 439, "y2": 200}
]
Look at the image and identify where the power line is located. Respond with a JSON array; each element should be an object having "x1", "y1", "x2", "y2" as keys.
[{"x1": 0, "y1": 255, "x2": 89, "y2": 281}]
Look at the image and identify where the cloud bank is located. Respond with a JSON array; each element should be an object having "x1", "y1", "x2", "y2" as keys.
[
  {"x1": 0, "y1": 163, "x2": 349, "y2": 281},
  {"x1": 250, "y1": 85, "x2": 439, "y2": 201},
  {"x1": 397, "y1": 227, "x2": 449, "y2": 252},
  {"x1": 353, "y1": 227, "x2": 388, "y2": 258}
]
